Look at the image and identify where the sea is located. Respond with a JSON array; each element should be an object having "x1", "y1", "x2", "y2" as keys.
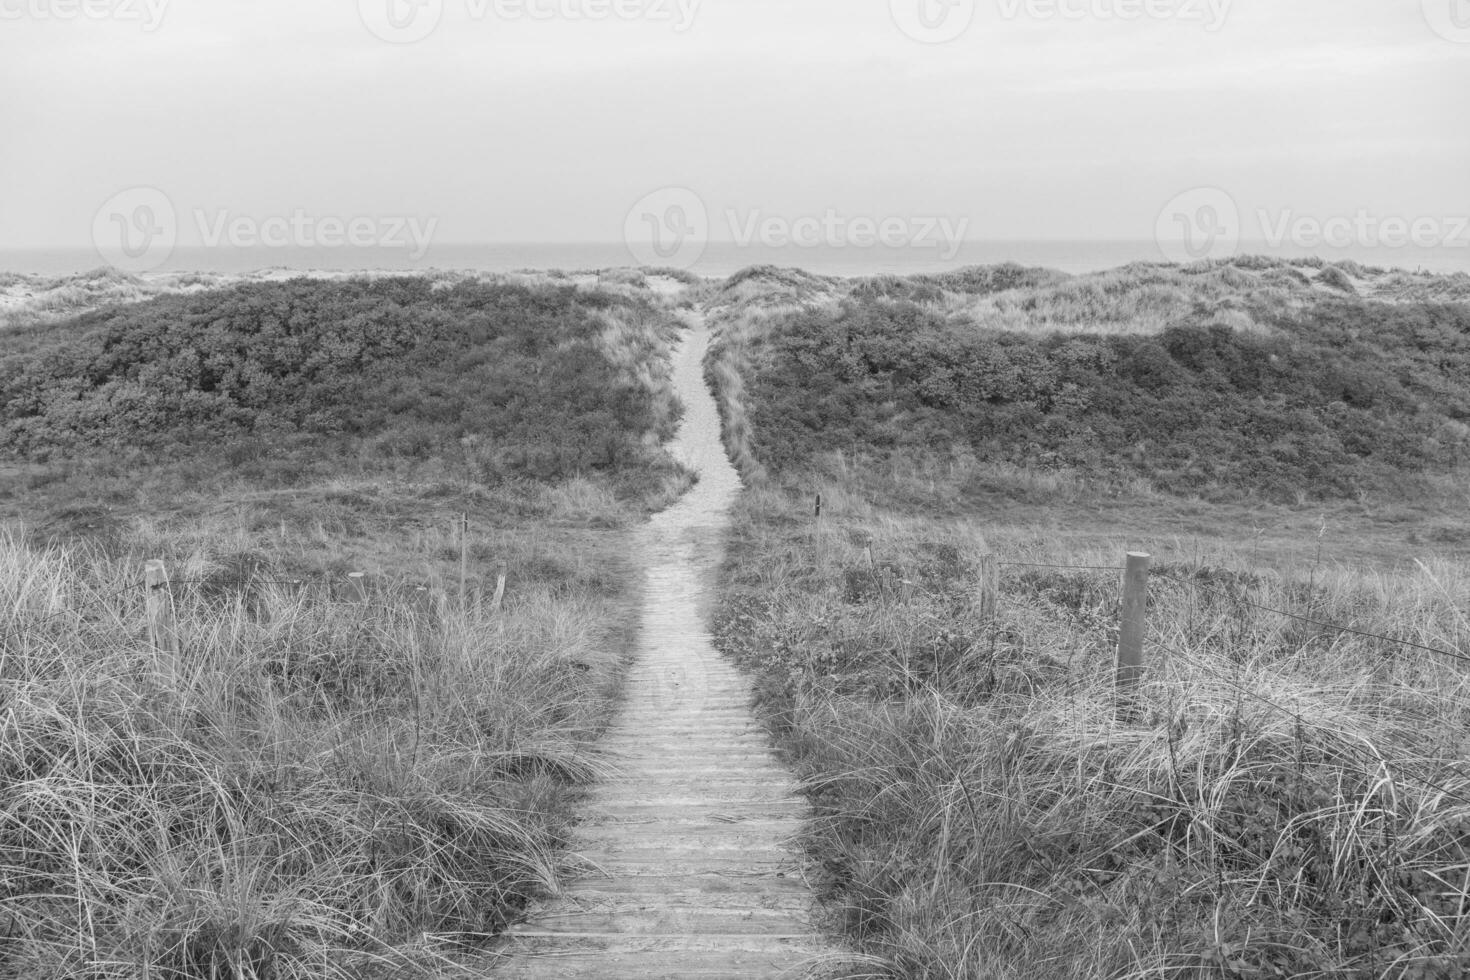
[{"x1": 2, "y1": 241, "x2": 1467, "y2": 279}]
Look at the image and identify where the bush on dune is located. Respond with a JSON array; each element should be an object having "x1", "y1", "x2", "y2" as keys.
[
  {"x1": 0, "y1": 277, "x2": 680, "y2": 492},
  {"x1": 729, "y1": 295, "x2": 1470, "y2": 501}
]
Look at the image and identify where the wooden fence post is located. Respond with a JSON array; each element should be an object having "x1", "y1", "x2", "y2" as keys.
[
  {"x1": 347, "y1": 572, "x2": 368, "y2": 604},
  {"x1": 1116, "y1": 552, "x2": 1151, "y2": 718},
  {"x1": 977, "y1": 546, "x2": 998, "y2": 624},
  {"x1": 459, "y1": 514, "x2": 470, "y2": 611},
  {"x1": 490, "y1": 561, "x2": 508, "y2": 613},
  {"x1": 817, "y1": 493, "x2": 829, "y2": 570},
  {"x1": 814, "y1": 493, "x2": 824, "y2": 567},
  {"x1": 144, "y1": 559, "x2": 180, "y2": 659}
]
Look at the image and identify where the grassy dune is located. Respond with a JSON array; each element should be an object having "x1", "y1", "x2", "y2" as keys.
[
  {"x1": 708, "y1": 262, "x2": 1470, "y2": 503},
  {"x1": 0, "y1": 276, "x2": 686, "y2": 977},
  {"x1": 707, "y1": 260, "x2": 1470, "y2": 979},
  {"x1": 7, "y1": 257, "x2": 1470, "y2": 979}
]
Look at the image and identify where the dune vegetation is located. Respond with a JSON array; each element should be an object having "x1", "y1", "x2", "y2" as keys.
[
  {"x1": 0, "y1": 275, "x2": 687, "y2": 978},
  {"x1": 705, "y1": 258, "x2": 1470, "y2": 979},
  {"x1": 5, "y1": 256, "x2": 1470, "y2": 980}
]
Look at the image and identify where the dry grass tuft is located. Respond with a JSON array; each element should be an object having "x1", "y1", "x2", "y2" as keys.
[{"x1": 0, "y1": 502, "x2": 634, "y2": 978}]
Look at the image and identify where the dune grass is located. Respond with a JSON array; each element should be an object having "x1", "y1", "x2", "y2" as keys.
[
  {"x1": 0, "y1": 275, "x2": 691, "y2": 977},
  {"x1": 0, "y1": 523, "x2": 635, "y2": 978},
  {"x1": 707, "y1": 267, "x2": 1470, "y2": 502},
  {"x1": 714, "y1": 482, "x2": 1470, "y2": 980},
  {"x1": 705, "y1": 263, "x2": 1470, "y2": 979}
]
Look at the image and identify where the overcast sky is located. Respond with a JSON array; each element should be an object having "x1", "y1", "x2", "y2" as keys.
[{"x1": 1, "y1": 0, "x2": 1466, "y2": 250}]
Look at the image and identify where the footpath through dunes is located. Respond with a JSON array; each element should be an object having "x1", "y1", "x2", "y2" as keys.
[{"x1": 491, "y1": 313, "x2": 840, "y2": 979}]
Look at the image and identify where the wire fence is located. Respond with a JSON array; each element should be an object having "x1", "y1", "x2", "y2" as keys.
[
  {"x1": 987, "y1": 552, "x2": 1470, "y2": 815},
  {"x1": 6, "y1": 541, "x2": 1467, "y2": 687},
  {"x1": 982, "y1": 553, "x2": 1468, "y2": 669},
  {"x1": 1158, "y1": 570, "x2": 1470, "y2": 665},
  {"x1": 998, "y1": 561, "x2": 1125, "y2": 573},
  {"x1": 0, "y1": 572, "x2": 454, "y2": 651}
]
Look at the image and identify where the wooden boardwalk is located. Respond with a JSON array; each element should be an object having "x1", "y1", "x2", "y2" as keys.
[{"x1": 492, "y1": 319, "x2": 836, "y2": 979}]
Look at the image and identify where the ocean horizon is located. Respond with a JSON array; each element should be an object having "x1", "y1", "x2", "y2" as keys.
[{"x1": 2, "y1": 240, "x2": 1467, "y2": 279}]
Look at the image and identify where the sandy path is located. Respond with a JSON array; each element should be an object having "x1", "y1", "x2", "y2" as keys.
[{"x1": 493, "y1": 315, "x2": 834, "y2": 978}]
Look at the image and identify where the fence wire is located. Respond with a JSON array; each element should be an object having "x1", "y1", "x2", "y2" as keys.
[
  {"x1": 999, "y1": 561, "x2": 1124, "y2": 573},
  {"x1": 1161, "y1": 570, "x2": 1470, "y2": 666}
]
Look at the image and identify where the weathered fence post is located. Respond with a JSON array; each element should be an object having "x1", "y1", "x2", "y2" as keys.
[
  {"x1": 459, "y1": 513, "x2": 470, "y2": 611},
  {"x1": 144, "y1": 559, "x2": 180, "y2": 659},
  {"x1": 490, "y1": 561, "x2": 508, "y2": 613},
  {"x1": 976, "y1": 545, "x2": 998, "y2": 624},
  {"x1": 1116, "y1": 552, "x2": 1151, "y2": 719},
  {"x1": 813, "y1": 493, "x2": 825, "y2": 567},
  {"x1": 347, "y1": 571, "x2": 369, "y2": 604}
]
